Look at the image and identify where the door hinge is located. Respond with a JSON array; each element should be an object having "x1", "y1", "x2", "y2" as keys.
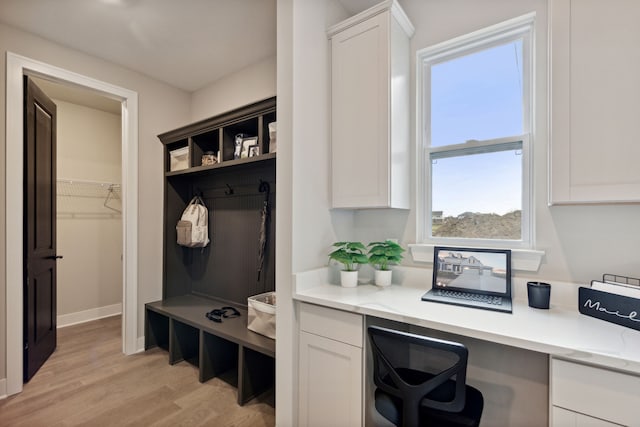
[{"x1": 24, "y1": 342, "x2": 29, "y2": 351}]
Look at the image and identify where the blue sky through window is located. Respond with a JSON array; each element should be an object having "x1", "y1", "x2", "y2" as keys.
[
  {"x1": 432, "y1": 148, "x2": 522, "y2": 217},
  {"x1": 430, "y1": 40, "x2": 524, "y2": 218}
]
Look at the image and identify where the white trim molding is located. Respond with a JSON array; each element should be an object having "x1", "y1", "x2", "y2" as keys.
[
  {"x1": 57, "y1": 303, "x2": 123, "y2": 328},
  {"x1": 415, "y1": 13, "x2": 536, "y2": 250},
  {"x1": 327, "y1": 0, "x2": 414, "y2": 38},
  {"x1": 5, "y1": 52, "x2": 139, "y2": 396},
  {"x1": 136, "y1": 336, "x2": 146, "y2": 353}
]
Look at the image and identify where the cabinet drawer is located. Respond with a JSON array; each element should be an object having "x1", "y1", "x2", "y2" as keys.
[
  {"x1": 551, "y1": 358, "x2": 640, "y2": 426},
  {"x1": 299, "y1": 303, "x2": 363, "y2": 347},
  {"x1": 552, "y1": 407, "x2": 620, "y2": 427}
]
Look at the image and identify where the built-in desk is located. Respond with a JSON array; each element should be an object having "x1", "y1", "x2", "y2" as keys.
[{"x1": 293, "y1": 268, "x2": 640, "y2": 426}]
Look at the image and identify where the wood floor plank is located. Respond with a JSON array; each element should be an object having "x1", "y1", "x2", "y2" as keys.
[{"x1": 0, "y1": 315, "x2": 275, "y2": 426}]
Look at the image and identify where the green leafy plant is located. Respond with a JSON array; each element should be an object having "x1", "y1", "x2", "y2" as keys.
[
  {"x1": 367, "y1": 240, "x2": 405, "y2": 271},
  {"x1": 329, "y1": 241, "x2": 368, "y2": 271}
]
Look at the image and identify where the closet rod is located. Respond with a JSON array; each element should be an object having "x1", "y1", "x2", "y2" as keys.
[{"x1": 57, "y1": 178, "x2": 121, "y2": 187}]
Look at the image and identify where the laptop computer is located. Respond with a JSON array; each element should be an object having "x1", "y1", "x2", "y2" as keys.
[{"x1": 421, "y1": 246, "x2": 513, "y2": 313}]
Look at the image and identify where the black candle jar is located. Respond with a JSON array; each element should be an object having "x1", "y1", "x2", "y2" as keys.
[{"x1": 527, "y1": 282, "x2": 551, "y2": 309}]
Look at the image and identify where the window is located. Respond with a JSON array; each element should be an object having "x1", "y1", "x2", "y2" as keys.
[{"x1": 417, "y1": 14, "x2": 534, "y2": 248}]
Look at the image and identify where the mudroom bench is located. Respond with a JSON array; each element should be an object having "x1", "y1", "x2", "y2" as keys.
[{"x1": 145, "y1": 294, "x2": 275, "y2": 406}]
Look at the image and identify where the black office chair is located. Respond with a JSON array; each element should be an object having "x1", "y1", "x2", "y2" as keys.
[{"x1": 368, "y1": 326, "x2": 484, "y2": 427}]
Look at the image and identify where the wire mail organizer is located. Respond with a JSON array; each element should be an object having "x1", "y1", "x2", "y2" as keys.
[
  {"x1": 602, "y1": 274, "x2": 640, "y2": 288},
  {"x1": 579, "y1": 273, "x2": 640, "y2": 332},
  {"x1": 57, "y1": 178, "x2": 122, "y2": 217}
]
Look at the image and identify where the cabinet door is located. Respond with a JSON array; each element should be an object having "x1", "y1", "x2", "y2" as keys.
[
  {"x1": 298, "y1": 331, "x2": 363, "y2": 427},
  {"x1": 551, "y1": 358, "x2": 640, "y2": 426},
  {"x1": 552, "y1": 407, "x2": 619, "y2": 427},
  {"x1": 549, "y1": 0, "x2": 640, "y2": 204},
  {"x1": 331, "y1": 12, "x2": 390, "y2": 208}
]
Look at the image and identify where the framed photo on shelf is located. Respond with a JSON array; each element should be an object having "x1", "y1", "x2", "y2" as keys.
[
  {"x1": 240, "y1": 136, "x2": 258, "y2": 158},
  {"x1": 248, "y1": 144, "x2": 260, "y2": 157}
]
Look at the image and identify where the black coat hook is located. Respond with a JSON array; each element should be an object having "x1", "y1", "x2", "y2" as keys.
[
  {"x1": 258, "y1": 180, "x2": 270, "y2": 194},
  {"x1": 225, "y1": 184, "x2": 234, "y2": 195}
]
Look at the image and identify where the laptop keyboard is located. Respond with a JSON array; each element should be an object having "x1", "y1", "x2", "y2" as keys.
[
  {"x1": 422, "y1": 288, "x2": 512, "y2": 313},
  {"x1": 434, "y1": 289, "x2": 503, "y2": 305}
]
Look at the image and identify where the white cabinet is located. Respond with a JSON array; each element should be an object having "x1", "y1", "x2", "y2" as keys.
[
  {"x1": 328, "y1": 0, "x2": 413, "y2": 209},
  {"x1": 549, "y1": 0, "x2": 640, "y2": 204},
  {"x1": 552, "y1": 407, "x2": 619, "y2": 427},
  {"x1": 550, "y1": 358, "x2": 640, "y2": 426},
  {"x1": 298, "y1": 303, "x2": 364, "y2": 427},
  {"x1": 298, "y1": 332, "x2": 363, "y2": 427}
]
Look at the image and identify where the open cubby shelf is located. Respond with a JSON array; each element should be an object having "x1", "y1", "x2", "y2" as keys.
[
  {"x1": 165, "y1": 152, "x2": 276, "y2": 178},
  {"x1": 161, "y1": 97, "x2": 276, "y2": 172},
  {"x1": 146, "y1": 97, "x2": 277, "y2": 407}
]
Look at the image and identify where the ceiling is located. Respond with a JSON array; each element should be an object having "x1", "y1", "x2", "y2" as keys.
[
  {"x1": 1, "y1": 0, "x2": 382, "y2": 111},
  {"x1": 0, "y1": 0, "x2": 277, "y2": 92},
  {"x1": 31, "y1": 77, "x2": 122, "y2": 114}
]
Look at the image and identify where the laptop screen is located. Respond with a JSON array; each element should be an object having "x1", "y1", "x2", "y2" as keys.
[{"x1": 432, "y1": 246, "x2": 512, "y2": 297}]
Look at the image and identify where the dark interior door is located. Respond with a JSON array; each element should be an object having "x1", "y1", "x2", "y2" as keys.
[{"x1": 24, "y1": 76, "x2": 58, "y2": 382}]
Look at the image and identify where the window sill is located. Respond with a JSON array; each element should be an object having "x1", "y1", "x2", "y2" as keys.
[{"x1": 408, "y1": 244, "x2": 544, "y2": 272}]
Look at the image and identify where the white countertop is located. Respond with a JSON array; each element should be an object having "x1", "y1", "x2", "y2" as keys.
[{"x1": 293, "y1": 268, "x2": 640, "y2": 375}]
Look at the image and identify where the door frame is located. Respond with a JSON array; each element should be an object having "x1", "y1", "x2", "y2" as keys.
[{"x1": 5, "y1": 52, "x2": 139, "y2": 396}]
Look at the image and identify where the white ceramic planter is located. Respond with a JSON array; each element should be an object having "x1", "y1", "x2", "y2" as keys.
[
  {"x1": 340, "y1": 270, "x2": 359, "y2": 288},
  {"x1": 374, "y1": 269, "x2": 392, "y2": 287}
]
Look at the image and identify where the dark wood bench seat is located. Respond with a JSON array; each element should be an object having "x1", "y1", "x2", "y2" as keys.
[{"x1": 145, "y1": 294, "x2": 275, "y2": 406}]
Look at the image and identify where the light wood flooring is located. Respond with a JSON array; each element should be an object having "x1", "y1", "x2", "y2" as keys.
[{"x1": 0, "y1": 315, "x2": 275, "y2": 426}]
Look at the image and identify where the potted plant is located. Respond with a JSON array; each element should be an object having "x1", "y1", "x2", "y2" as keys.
[
  {"x1": 329, "y1": 241, "x2": 368, "y2": 287},
  {"x1": 367, "y1": 240, "x2": 405, "y2": 286}
]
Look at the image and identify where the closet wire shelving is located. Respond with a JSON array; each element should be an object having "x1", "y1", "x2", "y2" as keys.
[{"x1": 57, "y1": 178, "x2": 122, "y2": 219}]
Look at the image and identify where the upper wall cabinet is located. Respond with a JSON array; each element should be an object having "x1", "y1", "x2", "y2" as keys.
[
  {"x1": 549, "y1": 0, "x2": 640, "y2": 204},
  {"x1": 328, "y1": 0, "x2": 414, "y2": 209}
]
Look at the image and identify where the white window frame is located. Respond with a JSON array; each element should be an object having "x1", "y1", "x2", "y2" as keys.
[{"x1": 416, "y1": 13, "x2": 536, "y2": 250}]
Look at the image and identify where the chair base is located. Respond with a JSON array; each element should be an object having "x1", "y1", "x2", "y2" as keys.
[{"x1": 375, "y1": 384, "x2": 484, "y2": 427}]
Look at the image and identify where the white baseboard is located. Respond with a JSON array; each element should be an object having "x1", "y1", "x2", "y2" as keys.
[
  {"x1": 57, "y1": 303, "x2": 122, "y2": 328},
  {"x1": 0, "y1": 378, "x2": 7, "y2": 400},
  {"x1": 136, "y1": 336, "x2": 146, "y2": 353}
]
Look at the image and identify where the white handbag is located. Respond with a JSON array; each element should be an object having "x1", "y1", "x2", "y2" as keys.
[{"x1": 176, "y1": 196, "x2": 210, "y2": 248}]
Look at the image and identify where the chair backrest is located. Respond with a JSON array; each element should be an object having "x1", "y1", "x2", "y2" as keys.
[{"x1": 368, "y1": 326, "x2": 469, "y2": 414}]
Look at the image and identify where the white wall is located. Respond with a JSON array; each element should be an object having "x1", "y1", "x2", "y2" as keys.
[
  {"x1": 351, "y1": 0, "x2": 640, "y2": 286},
  {"x1": 275, "y1": 0, "x2": 353, "y2": 424},
  {"x1": 190, "y1": 55, "x2": 277, "y2": 122},
  {"x1": 55, "y1": 100, "x2": 122, "y2": 321},
  {"x1": 56, "y1": 100, "x2": 121, "y2": 182},
  {"x1": 291, "y1": 0, "x2": 353, "y2": 275},
  {"x1": 0, "y1": 22, "x2": 191, "y2": 382},
  {"x1": 275, "y1": 1, "x2": 294, "y2": 423}
]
